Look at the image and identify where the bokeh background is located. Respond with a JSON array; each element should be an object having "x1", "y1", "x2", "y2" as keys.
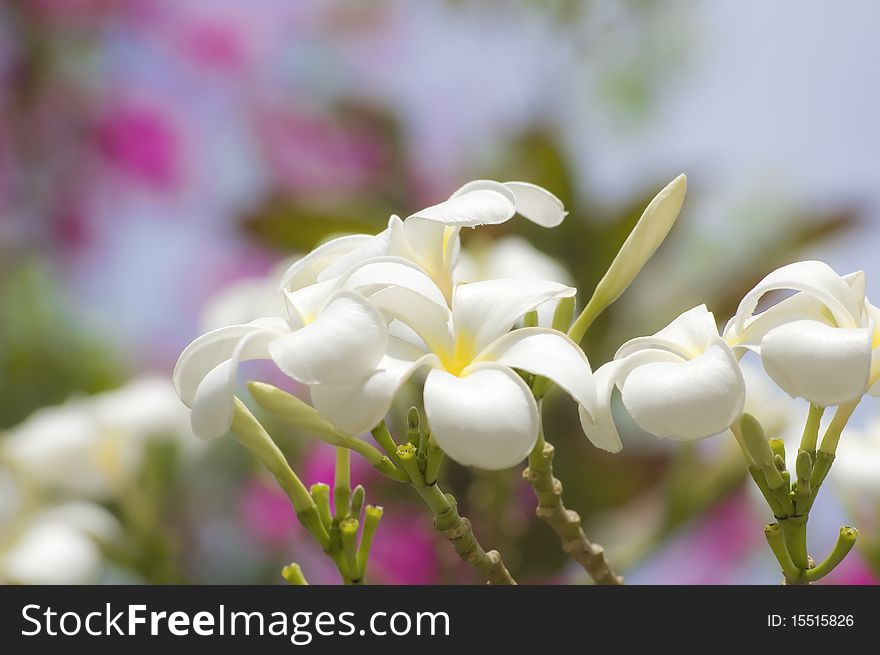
[{"x1": 1, "y1": 0, "x2": 879, "y2": 584}]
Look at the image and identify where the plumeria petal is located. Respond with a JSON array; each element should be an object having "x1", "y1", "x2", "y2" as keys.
[
  {"x1": 579, "y1": 348, "x2": 684, "y2": 452},
  {"x1": 473, "y1": 328, "x2": 596, "y2": 413},
  {"x1": 760, "y1": 320, "x2": 872, "y2": 406},
  {"x1": 189, "y1": 326, "x2": 283, "y2": 439},
  {"x1": 279, "y1": 234, "x2": 374, "y2": 291},
  {"x1": 173, "y1": 318, "x2": 289, "y2": 407},
  {"x1": 733, "y1": 261, "x2": 863, "y2": 334},
  {"x1": 269, "y1": 291, "x2": 388, "y2": 386},
  {"x1": 618, "y1": 304, "x2": 718, "y2": 360},
  {"x1": 578, "y1": 361, "x2": 625, "y2": 453},
  {"x1": 412, "y1": 181, "x2": 517, "y2": 227},
  {"x1": 620, "y1": 339, "x2": 746, "y2": 440},
  {"x1": 310, "y1": 338, "x2": 440, "y2": 435},
  {"x1": 424, "y1": 363, "x2": 538, "y2": 470},
  {"x1": 451, "y1": 180, "x2": 566, "y2": 227},
  {"x1": 338, "y1": 256, "x2": 454, "y2": 353},
  {"x1": 452, "y1": 279, "x2": 576, "y2": 355}
]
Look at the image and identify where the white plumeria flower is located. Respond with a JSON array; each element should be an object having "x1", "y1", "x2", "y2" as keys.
[
  {"x1": 3, "y1": 378, "x2": 195, "y2": 499},
  {"x1": 176, "y1": 180, "x2": 566, "y2": 440},
  {"x1": 307, "y1": 258, "x2": 596, "y2": 470},
  {"x1": 389, "y1": 180, "x2": 566, "y2": 301},
  {"x1": 0, "y1": 502, "x2": 119, "y2": 584},
  {"x1": 724, "y1": 260, "x2": 878, "y2": 407},
  {"x1": 581, "y1": 304, "x2": 746, "y2": 453},
  {"x1": 174, "y1": 255, "x2": 448, "y2": 440}
]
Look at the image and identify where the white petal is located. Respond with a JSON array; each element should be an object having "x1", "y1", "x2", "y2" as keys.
[
  {"x1": 283, "y1": 279, "x2": 336, "y2": 327},
  {"x1": 424, "y1": 363, "x2": 538, "y2": 470},
  {"x1": 502, "y1": 181, "x2": 567, "y2": 227},
  {"x1": 578, "y1": 361, "x2": 623, "y2": 453},
  {"x1": 452, "y1": 279, "x2": 576, "y2": 355},
  {"x1": 761, "y1": 320, "x2": 872, "y2": 406},
  {"x1": 173, "y1": 319, "x2": 288, "y2": 407},
  {"x1": 620, "y1": 340, "x2": 745, "y2": 440},
  {"x1": 269, "y1": 291, "x2": 388, "y2": 386},
  {"x1": 190, "y1": 326, "x2": 281, "y2": 439},
  {"x1": 279, "y1": 234, "x2": 375, "y2": 291},
  {"x1": 310, "y1": 338, "x2": 440, "y2": 435},
  {"x1": 473, "y1": 328, "x2": 596, "y2": 413},
  {"x1": 388, "y1": 215, "x2": 459, "y2": 296},
  {"x1": 317, "y1": 228, "x2": 391, "y2": 282},
  {"x1": 618, "y1": 304, "x2": 718, "y2": 359},
  {"x1": 410, "y1": 181, "x2": 516, "y2": 227},
  {"x1": 733, "y1": 261, "x2": 863, "y2": 335},
  {"x1": 337, "y1": 255, "x2": 454, "y2": 353}
]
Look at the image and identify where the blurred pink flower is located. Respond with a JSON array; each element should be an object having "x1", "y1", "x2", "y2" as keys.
[
  {"x1": 300, "y1": 441, "x2": 377, "y2": 495},
  {"x1": 256, "y1": 109, "x2": 386, "y2": 196},
  {"x1": 369, "y1": 512, "x2": 440, "y2": 585},
  {"x1": 238, "y1": 476, "x2": 299, "y2": 547},
  {"x1": 95, "y1": 103, "x2": 180, "y2": 191}
]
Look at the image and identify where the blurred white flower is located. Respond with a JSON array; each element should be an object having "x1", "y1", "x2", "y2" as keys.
[
  {"x1": 582, "y1": 305, "x2": 745, "y2": 453},
  {"x1": 725, "y1": 261, "x2": 878, "y2": 407},
  {"x1": 835, "y1": 422, "x2": 880, "y2": 498},
  {"x1": 3, "y1": 377, "x2": 195, "y2": 499},
  {"x1": 0, "y1": 502, "x2": 120, "y2": 585},
  {"x1": 456, "y1": 235, "x2": 572, "y2": 325}
]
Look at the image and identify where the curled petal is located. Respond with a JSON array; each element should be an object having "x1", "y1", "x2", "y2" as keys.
[
  {"x1": 578, "y1": 361, "x2": 624, "y2": 453},
  {"x1": 733, "y1": 261, "x2": 863, "y2": 335},
  {"x1": 412, "y1": 181, "x2": 516, "y2": 227},
  {"x1": 424, "y1": 363, "x2": 539, "y2": 470},
  {"x1": 617, "y1": 304, "x2": 718, "y2": 359},
  {"x1": 620, "y1": 340, "x2": 745, "y2": 440},
  {"x1": 189, "y1": 327, "x2": 281, "y2": 439},
  {"x1": 501, "y1": 182, "x2": 567, "y2": 227},
  {"x1": 310, "y1": 338, "x2": 440, "y2": 435},
  {"x1": 279, "y1": 234, "x2": 375, "y2": 292},
  {"x1": 761, "y1": 320, "x2": 872, "y2": 406},
  {"x1": 451, "y1": 180, "x2": 566, "y2": 228},
  {"x1": 269, "y1": 291, "x2": 388, "y2": 386},
  {"x1": 173, "y1": 319, "x2": 288, "y2": 407},
  {"x1": 474, "y1": 328, "x2": 596, "y2": 413},
  {"x1": 453, "y1": 279, "x2": 576, "y2": 355}
]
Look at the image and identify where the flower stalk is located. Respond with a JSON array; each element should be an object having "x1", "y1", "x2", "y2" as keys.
[
  {"x1": 523, "y1": 407, "x2": 623, "y2": 585},
  {"x1": 371, "y1": 421, "x2": 516, "y2": 585}
]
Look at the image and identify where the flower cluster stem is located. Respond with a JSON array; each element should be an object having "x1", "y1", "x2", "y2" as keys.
[
  {"x1": 737, "y1": 405, "x2": 861, "y2": 585},
  {"x1": 523, "y1": 426, "x2": 623, "y2": 585},
  {"x1": 371, "y1": 422, "x2": 516, "y2": 585}
]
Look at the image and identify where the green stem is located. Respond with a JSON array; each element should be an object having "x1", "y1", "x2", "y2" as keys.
[
  {"x1": 779, "y1": 516, "x2": 809, "y2": 571},
  {"x1": 523, "y1": 407, "x2": 623, "y2": 585},
  {"x1": 357, "y1": 505, "x2": 383, "y2": 580},
  {"x1": 805, "y1": 526, "x2": 859, "y2": 583},
  {"x1": 800, "y1": 404, "x2": 825, "y2": 458},
  {"x1": 340, "y1": 518, "x2": 362, "y2": 585},
  {"x1": 310, "y1": 483, "x2": 333, "y2": 531},
  {"x1": 765, "y1": 522, "x2": 804, "y2": 584},
  {"x1": 378, "y1": 428, "x2": 515, "y2": 584},
  {"x1": 818, "y1": 401, "x2": 859, "y2": 457},
  {"x1": 334, "y1": 448, "x2": 351, "y2": 519}
]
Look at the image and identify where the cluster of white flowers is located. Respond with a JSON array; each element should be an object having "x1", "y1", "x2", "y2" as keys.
[
  {"x1": 175, "y1": 177, "x2": 689, "y2": 470},
  {"x1": 587, "y1": 260, "x2": 880, "y2": 451},
  {"x1": 0, "y1": 378, "x2": 195, "y2": 584}
]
